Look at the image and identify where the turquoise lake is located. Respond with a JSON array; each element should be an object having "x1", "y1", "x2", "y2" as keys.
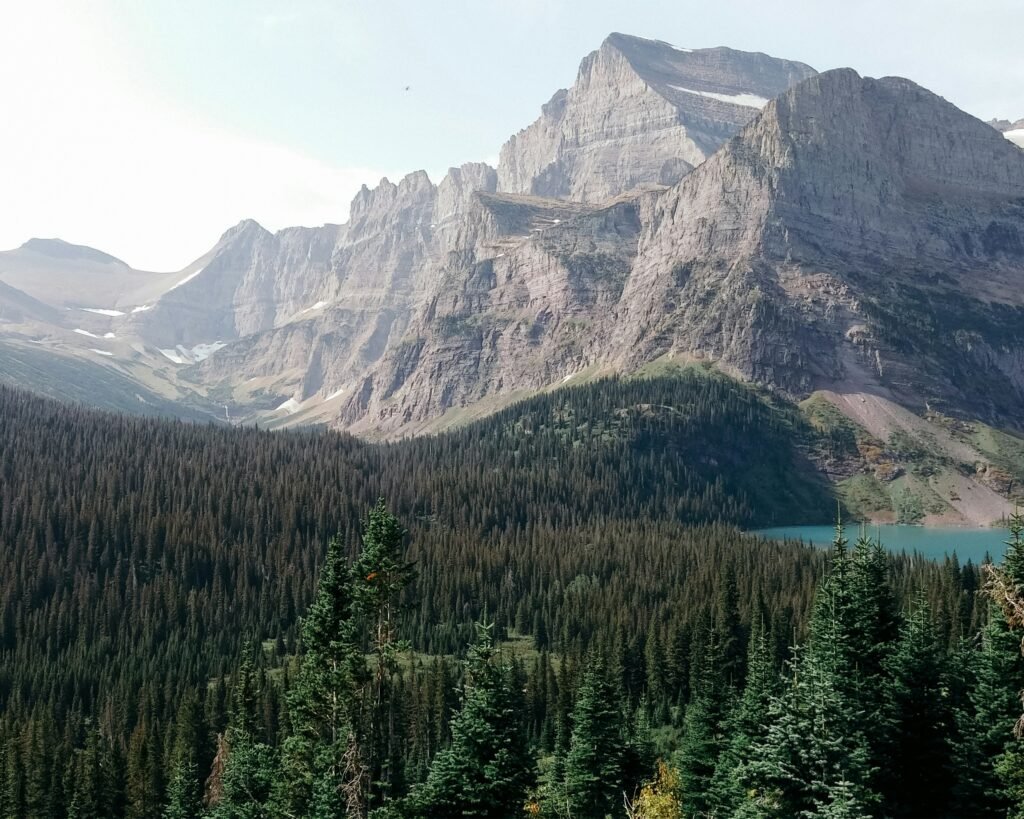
[{"x1": 754, "y1": 524, "x2": 1013, "y2": 565}]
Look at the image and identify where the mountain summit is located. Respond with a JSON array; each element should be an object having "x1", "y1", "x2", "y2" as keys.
[{"x1": 496, "y1": 33, "x2": 816, "y2": 202}]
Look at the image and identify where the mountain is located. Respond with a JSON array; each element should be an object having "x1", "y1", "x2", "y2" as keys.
[
  {"x1": 0, "y1": 238, "x2": 176, "y2": 309},
  {"x1": 3, "y1": 33, "x2": 1023, "y2": 491},
  {"x1": 496, "y1": 33, "x2": 817, "y2": 202},
  {"x1": 340, "y1": 68, "x2": 1024, "y2": 439}
]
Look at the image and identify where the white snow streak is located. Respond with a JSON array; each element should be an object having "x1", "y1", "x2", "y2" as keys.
[
  {"x1": 89, "y1": 348, "x2": 113, "y2": 356},
  {"x1": 167, "y1": 265, "x2": 205, "y2": 292},
  {"x1": 74, "y1": 328, "x2": 100, "y2": 338},
  {"x1": 81, "y1": 307, "x2": 125, "y2": 316},
  {"x1": 1005, "y1": 129, "x2": 1024, "y2": 148},
  {"x1": 668, "y1": 85, "x2": 770, "y2": 108}
]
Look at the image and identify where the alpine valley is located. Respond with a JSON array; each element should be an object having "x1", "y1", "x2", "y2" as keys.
[{"x1": 3, "y1": 32, "x2": 1024, "y2": 526}]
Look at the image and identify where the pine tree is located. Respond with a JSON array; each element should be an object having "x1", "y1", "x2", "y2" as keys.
[
  {"x1": 275, "y1": 534, "x2": 363, "y2": 818},
  {"x1": 561, "y1": 654, "x2": 629, "y2": 819},
  {"x1": 163, "y1": 691, "x2": 204, "y2": 819},
  {"x1": 738, "y1": 526, "x2": 878, "y2": 817},
  {"x1": 877, "y1": 596, "x2": 954, "y2": 817},
  {"x1": 208, "y1": 645, "x2": 277, "y2": 819},
  {"x1": 676, "y1": 625, "x2": 729, "y2": 817},
  {"x1": 709, "y1": 612, "x2": 779, "y2": 814},
  {"x1": 350, "y1": 499, "x2": 416, "y2": 810},
  {"x1": 406, "y1": 622, "x2": 535, "y2": 817},
  {"x1": 959, "y1": 512, "x2": 1024, "y2": 816}
]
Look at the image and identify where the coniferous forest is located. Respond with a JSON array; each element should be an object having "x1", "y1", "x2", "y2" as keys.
[{"x1": 1, "y1": 377, "x2": 1023, "y2": 818}]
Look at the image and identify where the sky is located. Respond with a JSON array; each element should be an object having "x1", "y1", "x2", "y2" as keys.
[{"x1": 1, "y1": 0, "x2": 1022, "y2": 271}]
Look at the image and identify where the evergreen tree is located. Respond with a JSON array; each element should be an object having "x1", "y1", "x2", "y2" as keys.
[
  {"x1": 878, "y1": 596, "x2": 954, "y2": 817},
  {"x1": 350, "y1": 499, "x2": 416, "y2": 810},
  {"x1": 163, "y1": 691, "x2": 204, "y2": 819},
  {"x1": 709, "y1": 612, "x2": 779, "y2": 814},
  {"x1": 560, "y1": 654, "x2": 629, "y2": 819},
  {"x1": 738, "y1": 526, "x2": 878, "y2": 817},
  {"x1": 208, "y1": 645, "x2": 277, "y2": 819},
  {"x1": 406, "y1": 622, "x2": 535, "y2": 818},
  {"x1": 275, "y1": 535, "x2": 362, "y2": 818}
]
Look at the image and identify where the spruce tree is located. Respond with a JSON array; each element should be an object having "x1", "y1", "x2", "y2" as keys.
[
  {"x1": 275, "y1": 534, "x2": 363, "y2": 818},
  {"x1": 738, "y1": 526, "x2": 878, "y2": 817},
  {"x1": 878, "y1": 596, "x2": 954, "y2": 817},
  {"x1": 709, "y1": 612, "x2": 779, "y2": 814},
  {"x1": 406, "y1": 622, "x2": 535, "y2": 817},
  {"x1": 561, "y1": 654, "x2": 629, "y2": 819},
  {"x1": 208, "y1": 644, "x2": 277, "y2": 819},
  {"x1": 350, "y1": 499, "x2": 416, "y2": 810}
]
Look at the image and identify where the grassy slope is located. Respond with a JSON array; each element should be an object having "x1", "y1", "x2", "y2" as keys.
[{"x1": 0, "y1": 341, "x2": 218, "y2": 422}]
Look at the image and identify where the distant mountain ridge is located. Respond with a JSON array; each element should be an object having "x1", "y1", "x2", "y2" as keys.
[{"x1": 1, "y1": 33, "x2": 1022, "y2": 459}]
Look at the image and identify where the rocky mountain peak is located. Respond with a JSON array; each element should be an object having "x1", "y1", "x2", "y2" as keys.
[
  {"x1": 496, "y1": 33, "x2": 816, "y2": 204},
  {"x1": 617, "y1": 66, "x2": 1024, "y2": 416}
]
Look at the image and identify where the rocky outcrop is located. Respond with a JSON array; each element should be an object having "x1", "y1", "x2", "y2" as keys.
[{"x1": 497, "y1": 33, "x2": 816, "y2": 203}]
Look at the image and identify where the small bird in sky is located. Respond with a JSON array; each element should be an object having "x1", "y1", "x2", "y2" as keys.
[{"x1": 404, "y1": 85, "x2": 411, "y2": 92}]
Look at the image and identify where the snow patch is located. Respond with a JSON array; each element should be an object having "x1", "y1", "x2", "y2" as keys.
[
  {"x1": 188, "y1": 341, "x2": 226, "y2": 362},
  {"x1": 103, "y1": 332, "x2": 116, "y2": 339},
  {"x1": 326, "y1": 384, "x2": 350, "y2": 400},
  {"x1": 1005, "y1": 129, "x2": 1024, "y2": 148},
  {"x1": 167, "y1": 265, "x2": 205, "y2": 292},
  {"x1": 74, "y1": 328, "x2": 101, "y2": 338},
  {"x1": 275, "y1": 397, "x2": 301, "y2": 414},
  {"x1": 81, "y1": 307, "x2": 125, "y2": 316},
  {"x1": 668, "y1": 85, "x2": 770, "y2": 108},
  {"x1": 299, "y1": 300, "x2": 329, "y2": 315},
  {"x1": 158, "y1": 348, "x2": 185, "y2": 364},
  {"x1": 131, "y1": 304, "x2": 154, "y2": 313},
  {"x1": 89, "y1": 348, "x2": 113, "y2": 357},
  {"x1": 561, "y1": 373, "x2": 575, "y2": 383}
]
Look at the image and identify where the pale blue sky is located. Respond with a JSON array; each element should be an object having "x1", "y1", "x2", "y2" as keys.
[{"x1": 2, "y1": 0, "x2": 1022, "y2": 269}]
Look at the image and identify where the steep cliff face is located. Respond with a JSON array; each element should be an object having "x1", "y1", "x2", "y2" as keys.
[
  {"x1": 7, "y1": 34, "x2": 1021, "y2": 441},
  {"x1": 497, "y1": 33, "x2": 816, "y2": 203},
  {"x1": 340, "y1": 191, "x2": 639, "y2": 432},
  {"x1": 615, "y1": 69, "x2": 1024, "y2": 417},
  {"x1": 179, "y1": 164, "x2": 497, "y2": 407}
]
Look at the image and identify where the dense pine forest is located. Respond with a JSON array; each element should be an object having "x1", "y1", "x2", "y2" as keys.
[{"x1": 0, "y1": 377, "x2": 1021, "y2": 817}]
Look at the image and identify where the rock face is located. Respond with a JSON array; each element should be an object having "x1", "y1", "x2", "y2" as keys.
[
  {"x1": 615, "y1": 71, "x2": 1024, "y2": 414},
  {"x1": 342, "y1": 69, "x2": 1024, "y2": 434},
  {"x1": 496, "y1": 33, "x2": 816, "y2": 202}
]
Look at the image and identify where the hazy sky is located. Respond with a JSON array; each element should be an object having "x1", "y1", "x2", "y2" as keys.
[{"x1": 2, "y1": 0, "x2": 1022, "y2": 270}]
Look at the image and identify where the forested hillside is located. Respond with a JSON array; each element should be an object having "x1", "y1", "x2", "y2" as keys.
[{"x1": 0, "y1": 380, "x2": 1018, "y2": 817}]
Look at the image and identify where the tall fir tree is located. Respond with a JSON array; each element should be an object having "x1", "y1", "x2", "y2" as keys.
[
  {"x1": 406, "y1": 622, "x2": 535, "y2": 818},
  {"x1": 877, "y1": 595, "x2": 954, "y2": 817},
  {"x1": 559, "y1": 654, "x2": 631, "y2": 819},
  {"x1": 350, "y1": 499, "x2": 416, "y2": 811},
  {"x1": 208, "y1": 644, "x2": 277, "y2": 819},
  {"x1": 275, "y1": 535, "x2": 363, "y2": 818}
]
